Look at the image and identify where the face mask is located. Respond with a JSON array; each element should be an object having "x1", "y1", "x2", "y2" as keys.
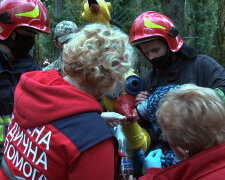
[
  {"x1": 150, "y1": 51, "x2": 173, "y2": 69},
  {"x1": 11, "y1": 32, "x2": 35, "y2": 59},
  {"x1": 0, "y1": 35, "x2": 14, "y2": 51}
]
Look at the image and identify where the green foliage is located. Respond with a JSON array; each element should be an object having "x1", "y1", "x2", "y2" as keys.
[
  {"x1": 34, "y1": 0, "x2": 225, "y2": 70},
  {"x1": 184, "y1": 0, "x2": 218, "y2": 55},
  {"x1": 110, "y1": 0, "x2": 161, "y2": 34},
  {"x1": 109, "y1": 0, "x2": 161, "y2": 76},
  {"x1": 35, "y1": 0, "x2": 162, "y2": 69},
  {"x1": 35, "y1": 0, "x2": 83, "y2": 66},
  {"x1": 211, "y1": 0, "x2": 225, "y2": 66}
]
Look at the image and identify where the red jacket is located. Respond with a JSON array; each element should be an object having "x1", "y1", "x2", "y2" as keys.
[
  {"x1": 140, "y1": 142, "x2": 225, "y2": 180},
  {"x1": 0, "y1": 70, "x2": 120, "y2": 180}
]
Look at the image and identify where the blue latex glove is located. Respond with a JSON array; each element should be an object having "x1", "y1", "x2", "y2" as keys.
[{"x1": 143, "y1": 149, "x2": 162, "y2": 172}]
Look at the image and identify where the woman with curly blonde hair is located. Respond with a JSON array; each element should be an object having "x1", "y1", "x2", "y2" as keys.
[
  {"x1": 63, "y1": 23, "x2": 135, "y2": 99},
  {"x1": 0, "y1": 23, "x2": 135, "y2": 180}
]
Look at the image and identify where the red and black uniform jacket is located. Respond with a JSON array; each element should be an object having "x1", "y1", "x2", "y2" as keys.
[
  {"x1": 0, "y1": 69, "x2": 120, "y2": 180},
  {"x1": 140, "y1": 142, "x2": 225, "y2": 180}
]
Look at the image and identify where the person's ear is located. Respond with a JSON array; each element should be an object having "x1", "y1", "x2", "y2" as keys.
[
  {"x1": 173, "y1": 146, "x2": 190, "y2": 160},
  {"x1": 53, "y1": 39, "x2": 62, "y2": 48},
  {"x1": 11, "y1": 31, "x2": 16, "y2": 40},
  {"x1": 53, "y1": 39, "x2": 58, "y2": 46}
]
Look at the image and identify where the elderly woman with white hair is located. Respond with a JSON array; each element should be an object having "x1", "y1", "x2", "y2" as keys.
[{"x1": 135, "y1": 84, "x2": 225, "y2": 180}]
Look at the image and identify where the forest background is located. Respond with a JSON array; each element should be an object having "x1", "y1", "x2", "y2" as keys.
[{"x1": 36, "y1": 0, "x2": 225, "y2": 78}]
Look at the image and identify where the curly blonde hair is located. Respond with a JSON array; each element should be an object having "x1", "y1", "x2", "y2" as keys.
[
  {"x1": 62, "y1": 23, "x2": 136, "y2": 96},
  {"x1": 156, "y1": 84, "x2": 225, "y2": 156}
]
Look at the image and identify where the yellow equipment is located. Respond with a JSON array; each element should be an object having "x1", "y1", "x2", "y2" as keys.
[
  {"x1": 103, "y1": 69, "x2": 151, "y2": 152},
  {"x1": 0, "y1": 115, "x2": 11, "y2": 144},
  {"x1": 82, "y1": 0, "x2": 112, "y2": 27}
]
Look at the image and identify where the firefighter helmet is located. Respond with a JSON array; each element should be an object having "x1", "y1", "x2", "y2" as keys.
[
  {"x1": 130, "y1": 11, "x2": 183, "y2": 52},
  {"x1": 0, "y1": 0, "x2": 50, "y2": 40}
]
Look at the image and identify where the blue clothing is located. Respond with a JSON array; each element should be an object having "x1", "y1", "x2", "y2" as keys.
[
  {"x1": 0, "y1": 49, "x2": 41, "y2": 116},
  {"x1": 137, "y1": 85, "x2": 180, "y2": 168},
  {"x1": 137, "y1": 85, "x2": 180, "y2": 135},
  {"x1": 0, "y1": 49, "x2": 41, "y2": 166}
]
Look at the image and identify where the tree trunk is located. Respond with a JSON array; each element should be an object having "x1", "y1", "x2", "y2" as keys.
[
  {"x1": 54, "y1": 0, "x2": 63, "y2": 59},
  {"x1": 55, "y1": 0, "x2": 62, "y2": 15},
  {"x1": 216, "y1": 0, "x2": 225, "y2": 66},
  {"x1": 161, "y1": 0, "x2": 185, "y2": 38}
]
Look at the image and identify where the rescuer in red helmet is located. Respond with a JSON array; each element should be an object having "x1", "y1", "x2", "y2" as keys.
[
  {"x1": 129, "y1": 11, "x2": 225, "y2": 169},
  {"x1": 0, "y1": 0, "x2": 50, "y2": 164}
]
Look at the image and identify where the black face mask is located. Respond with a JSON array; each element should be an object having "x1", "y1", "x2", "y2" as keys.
[
  {"x1": 11, "y1": 32, "x2": 35, "y2": 59},
  {"x1": 0, "y1": 35, "x2": 14, "y2": 51},
  {"x1": 150, "y1": 51, "x2": 173, "y2": 69},
  {"x1": 0, "y1": 32, "x2": 35, "y2": 59}
]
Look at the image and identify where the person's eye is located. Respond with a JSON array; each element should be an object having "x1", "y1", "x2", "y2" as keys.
[{"x1": 151, "y1": 48, "x2": 159, "y2": 53}]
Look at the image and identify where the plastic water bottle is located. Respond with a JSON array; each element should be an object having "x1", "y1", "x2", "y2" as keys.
[{"x1": 114, "y1": 124, "x2": 134, "y2": 180}]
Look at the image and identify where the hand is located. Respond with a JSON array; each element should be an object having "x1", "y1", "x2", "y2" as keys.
[
  {"x1": 143, "y1": 149, "x2": 162, "y2": 171},
  {"x1": 121, "y1": 108, "x2": 140, "y2": 125},
  {"x1": 101, "y1": 112, "x2": 127, "y2": 128},
  {"x1": 129, "y1": 175, "x2": 137, "y2": 180},
  {"x1": 135, "y1": 91, "x2": 149, "y2": 106},
  {"x1": 132, "y1": 108, "x2": 140, "y2": 122}
]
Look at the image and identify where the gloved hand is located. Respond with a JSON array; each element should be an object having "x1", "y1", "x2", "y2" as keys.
[
  {"x1": 101, "y1": 112, "x2": 127, "y2": 128},
  {"x1": 143, "y1": 148, "x2": 162, "y2": 172}
]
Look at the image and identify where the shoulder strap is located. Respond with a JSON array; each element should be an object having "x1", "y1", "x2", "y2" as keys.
[{"x1": 51, "y1": 112, "x2": 114, "y2": 152}]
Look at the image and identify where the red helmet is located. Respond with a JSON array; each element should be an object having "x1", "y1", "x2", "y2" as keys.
[
  {"x1": 130, "y1": 11, "x2": 183, "y2": 52},
  {"x1": 0, "y1": 0, "x2": 50, "y2": 40}
]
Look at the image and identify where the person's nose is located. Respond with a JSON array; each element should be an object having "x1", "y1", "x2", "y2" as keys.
[{"x1": 146, "y1": 51, "x2": 155, "y2": 60}]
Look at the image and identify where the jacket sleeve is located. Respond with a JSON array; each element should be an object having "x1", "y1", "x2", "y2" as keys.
[
  {"x1": 68, "y1": 138, "x2": 116, "y2": 180},
  {"x1": 136, "y1": 98, "x2": 149, "y2": 120},
  {"x1": 142, "y1": 69, "x2": 152, "y2": 92},
  {"x1": 195, "y1": 55, "x2": 225, "y2": 94}
]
